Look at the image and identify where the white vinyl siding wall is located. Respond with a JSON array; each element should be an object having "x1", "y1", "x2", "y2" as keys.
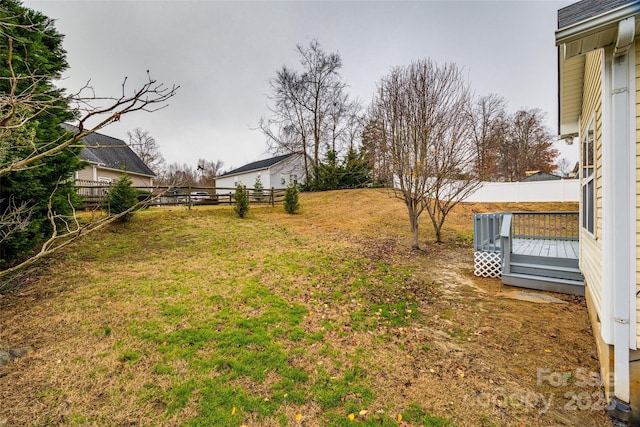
[
  {"x1": 635, "y1": 40, "x2": 640, "y2": 348},
  {"x1": 268, "y1": 153, "x2": 306, "y2": 189},
  {"x1": 581, "y1": 50, "x2": 604, "y2": 320},
  {"x1": 215, "y1": 169, "x2": 270, "y2": 193},
  {"x1": 215, "y1": 153, "x2": 308, "y2": 195}
]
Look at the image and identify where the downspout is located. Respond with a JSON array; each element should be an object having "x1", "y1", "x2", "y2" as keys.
[{"x1": 608, "y1": 16, "x2": 635, "y2": 420}]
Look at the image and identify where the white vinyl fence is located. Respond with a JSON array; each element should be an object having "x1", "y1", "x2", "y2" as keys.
[{"x1": 463, "y1": 180, "x2": 579, "y2": 203}]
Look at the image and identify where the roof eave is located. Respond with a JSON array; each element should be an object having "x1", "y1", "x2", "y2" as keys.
[
  {"x1": 87, "y1": 162, "x2": 156, "y2": 178},
  {"x1": 557, "y1": 52, "x2": 584, "y2": 139},
  {"x1": 555, "y1": 2, "x2": 640, "y2": 139},
  {"x1": 555, "y1": 2, "x2": 640, "y2": 47},
  {"x1": 218, "y1": 152, "x2": 303, "y2": 178},
  {"x1": 218, "y1": 166, "x2": 269, "y2": 179}
]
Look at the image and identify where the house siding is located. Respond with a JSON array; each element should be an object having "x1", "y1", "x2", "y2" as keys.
[
  {"x1": 215, "y1": 153, "x2": 308, "y2": 195},
  {"x1": 581, "y1": 50, "x2": 604, "y2": 319},
  {"x1": 215, "y1": 169, "x2": 271, "y2": 194},
  {"x1": 268, "y1": 153, "x2": 307, "y2": 189},
  {"x1": 76, "y1": 166, "x2": 153, "y2": 188},
  {"x1": 76, "y1": 167, "x2": 95, "y2": 182},
  {"x1": 635, "y1": 39, "x2": 640, "y2": 348}
]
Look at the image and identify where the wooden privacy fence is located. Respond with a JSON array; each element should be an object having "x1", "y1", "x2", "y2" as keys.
[{"x1": 75, "y1": 182, "x2": 286, "y2": 209}]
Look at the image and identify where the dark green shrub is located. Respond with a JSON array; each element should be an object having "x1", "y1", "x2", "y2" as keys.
[
  {"x1": 104, "y1": 175, "x2": 139, "y2": 221},
  {"x1": 234, "y1": 185, "x2": 249, "y2": 218},
  {"x1": 284, "y1": 183, "x2": 299, "y2": 214},
  {"x1": 253, "y1": 176, "x2": 264, "y2": 202}
]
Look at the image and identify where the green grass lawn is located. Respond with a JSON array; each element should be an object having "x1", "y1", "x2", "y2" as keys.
[
  {"x1": 2, "y1": 191, "x2": 606, "y2": 427},
  {"x1": 5, "y1": 205, "x2": 449, "y2": 426}
]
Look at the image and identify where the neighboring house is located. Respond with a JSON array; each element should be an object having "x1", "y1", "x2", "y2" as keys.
[
  {"x1": 64, "y1": 124, "x2": 155, "y2": 187},
  {"x1": 520, "y1": 171, "x2": 562, "y2": 182},
  {"x1": 215, "y1": 153, "x2": 307, "y2": 194},
  {"x1": 556, "y1": 0, "x2": 640, "y2": 421}
]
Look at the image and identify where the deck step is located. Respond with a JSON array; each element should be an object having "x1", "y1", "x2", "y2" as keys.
[
  {"x1": 510, "y1": 254, "x2": 579, "y2": 268},
  {"x1": 509, "y1": 262, "x2": 584, "y2": 281},
  {"x1": 502, "y1": 273, "x2": 584, "y2": 296}
]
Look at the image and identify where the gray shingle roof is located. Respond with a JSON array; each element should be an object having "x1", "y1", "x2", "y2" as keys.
[
  {"x1": 218, "y1": 153, "x2": 298, "y2": 177},
  {"x1": 63, "y1": 124, "x2": 155, "y2": 177},
  {"x1": 521, "y1": 171, "x2": 562, "y2": 182},
  {"x1": 558, "y1": 0, "x2": 637, "y2": 29}
]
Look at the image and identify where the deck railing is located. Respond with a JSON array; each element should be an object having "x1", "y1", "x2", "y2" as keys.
[
  {"x1": 474, "y1": 212, "x2": 580, "y2": 249},
  {"x1": 510, "y1": 212, "x2": 579, "y2": 241},
  {"x1": 474, "y1": 211, "x2": 580, "y2": 277},
  {"x1": 473, "y1": 213, "x2": 503, "y2": 252}
]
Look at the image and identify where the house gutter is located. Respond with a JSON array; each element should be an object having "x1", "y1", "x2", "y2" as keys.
[
  {"x1": 608, "y1": 16, "x2": 636, "y2": 418},
  {"x1": 555, "y1": 2, "x2": 640, "y2": 46},
  {"x1": 90, "y1": 162, "x2": 156, "y2": 178},
  {"x1": 218, "y1": 166, "x2": 269, "y2": 180},
  {"x1": 555, "y1": 1, "x2": 640, "y2": 138}
]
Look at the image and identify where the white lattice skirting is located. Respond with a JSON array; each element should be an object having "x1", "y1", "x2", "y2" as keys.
[{"x1": 474, "y1": 251, "x2": 502, "y2": 278}]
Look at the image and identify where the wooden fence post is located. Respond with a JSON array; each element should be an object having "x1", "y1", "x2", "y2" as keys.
[{"x1": 270, "y1": 188, "x2": 274, "y2": 207}]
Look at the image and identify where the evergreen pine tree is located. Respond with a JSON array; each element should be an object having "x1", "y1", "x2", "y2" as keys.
[
  {"x1": 0, "y1": 1, "x2": 84, "y2": 265},
  {"x1": 103, "y1": 175, "x2": 139, "y2": 222},
  {"x1": 234, "y1": 185, "x2": 250, "y2": 218},
  {"x1": 340, "y1": 147, "x2": 372, "y2": 188},
  {"x1": 311, "y1": 150, "x2": 339, "y2": 191},
  {"x1": 253, "y1": 175, "x2": 264, "y2": 202},
  {"x1": 284, "y1": 182, "x2": 299, "y2": 214}
]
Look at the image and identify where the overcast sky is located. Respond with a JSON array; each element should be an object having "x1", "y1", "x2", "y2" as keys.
[{"x1": 24, "y1": 0, "x2": 577, "y2": 172}]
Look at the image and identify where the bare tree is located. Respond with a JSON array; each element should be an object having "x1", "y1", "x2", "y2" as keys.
[
  {"x1": 259, "y1": 66, "x2": 311, "y2": 178},
  {"x1": 361, "y1": 115, "x2": 392, "y2": 185},
  {"x1": 197, "y1": 158, "x2": 223, "y2": 186},
  {"x1": 159, "y1": 162, "x2": 198, "y2": 187},
  {"x1": 324, "y1": 89, "x2": 363, "y2": 155},
  {"x1": 497, "y1": 108, "x2": 558, "y2": 181},
  {"x1": 555, "y1": 157, "x2": 574, "y2": 178},
  {"x1": 369, "y1": 59, "x2": 479, "y2": 247},
  {"x1": 469, "y1": 94, "x2": 507, "y2": 181},
  {"x1": 260, "y1": 40, "x2": 350, "y2": 180},
  {"x1": 127, "y1": 128, "x2": 165, "y2": 174}
]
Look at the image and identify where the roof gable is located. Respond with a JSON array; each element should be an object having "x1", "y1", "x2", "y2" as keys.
[
  {"x1": 219, "y1": 153, "x2": 299, "y2": 177},
  {"x1": 64, "y1": 124, "x2": 155, "y2": 177}
]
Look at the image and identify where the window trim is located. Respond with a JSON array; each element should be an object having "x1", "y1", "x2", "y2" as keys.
[{"x1": 581, "y1": 117, "x2": 595, "y2": 236}]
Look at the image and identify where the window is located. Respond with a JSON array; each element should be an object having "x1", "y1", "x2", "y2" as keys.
[
  {"x1": 281, "y1": 174, "x2": 286, "y2": 185},
  {"x1": 582, "y1": 120, "x2": 595, "y2": 234},
  {"x1": 290, "y1": 174, "x2": 297, "y2": 185}
]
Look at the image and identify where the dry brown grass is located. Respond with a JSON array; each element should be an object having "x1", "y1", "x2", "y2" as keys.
[{"x1": 0, "y1": 189, "x2": 604, "y2": 427}]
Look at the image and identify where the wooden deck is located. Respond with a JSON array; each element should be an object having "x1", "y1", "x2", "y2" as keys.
[
  {"x1": 474, "y1": 212, "x2": 583, "y2": 295},
  {"x1": 512, "y1": 238, "x2": 579, "y2": 259}
]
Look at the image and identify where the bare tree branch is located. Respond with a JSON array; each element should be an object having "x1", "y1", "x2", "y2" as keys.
[
  {"x1": 369, "y1": 59, "x2": 480, "y2": 247},
  {"x1": 1, "y1": 46, "x2": 179, "y2": 177},
  {"x1": 0, "y1": 184, "x2": 171, "y2": 281},
  {"x1": 0, "y1": 196, "x2": 33, "y2": 245}
]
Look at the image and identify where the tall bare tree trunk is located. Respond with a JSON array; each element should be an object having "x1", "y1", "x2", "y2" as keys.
[{"x1": 410, "y1": 214, "x2": 420, "y2": 249}]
